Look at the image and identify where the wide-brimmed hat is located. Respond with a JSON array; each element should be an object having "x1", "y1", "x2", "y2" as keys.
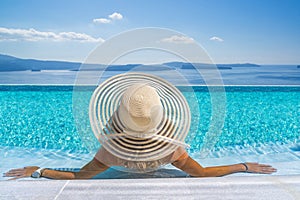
[{"x1": 89, "y1": 73, "x2": 191, "y2": 162}]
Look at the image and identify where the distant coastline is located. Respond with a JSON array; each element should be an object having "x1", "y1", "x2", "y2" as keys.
[
  {"x1": 0, "y1": 54, "x2": 299, "y2": 85},
  {"x1": 0, "y1": 54, "x2": 262, "y2": 72}
]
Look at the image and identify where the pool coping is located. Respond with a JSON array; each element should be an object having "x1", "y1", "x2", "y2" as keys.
[
  {"x1": 0, "y1": 84, "x2": 300, "y2": 86},
  {"x1": 1, "y1": 175, "x2": 299, "y2": 199}
]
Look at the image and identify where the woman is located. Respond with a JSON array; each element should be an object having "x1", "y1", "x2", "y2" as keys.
[{"x1": 4, "y1": 73, "x2": 276, "y2": 180}]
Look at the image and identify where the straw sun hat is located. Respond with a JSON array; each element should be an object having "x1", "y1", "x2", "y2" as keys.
[{"x1": 89, "y1": 73, "x2": 191, "y2": 162}]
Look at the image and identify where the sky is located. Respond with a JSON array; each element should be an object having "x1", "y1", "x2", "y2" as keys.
[{"x1": 0, "y1": 0, "x2": 299, "y2": 64}]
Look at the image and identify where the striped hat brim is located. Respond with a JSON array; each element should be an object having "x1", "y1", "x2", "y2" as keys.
[{"x1": 89, "y1": 72, "x2": 191, "y2": 162}]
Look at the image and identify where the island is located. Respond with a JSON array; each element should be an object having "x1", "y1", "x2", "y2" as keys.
[{"x1": 0, "y1": 54, "x2": 261, "y2": 72}]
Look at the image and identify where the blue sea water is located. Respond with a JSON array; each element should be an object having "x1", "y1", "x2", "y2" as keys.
[{"x1": 0, "y1": 65, "x2": 299, "y2": 85}]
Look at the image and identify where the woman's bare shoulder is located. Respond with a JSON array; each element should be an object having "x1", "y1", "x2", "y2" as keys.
[
  {"x1": 170, "y1": 146, "x2": 189, "y2": 163},
  {"x1": 94, "y1": 147, "x2": 119, "y2": 166}
]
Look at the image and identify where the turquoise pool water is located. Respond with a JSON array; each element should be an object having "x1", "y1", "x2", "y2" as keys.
[
  {"x1": 0, "y1": 86, "x2": 299, "y2": 153},
  {"x1": 0, "y1": 85, "x2": 300, "y2": 179},
  {"x1": 0, "y1": 86, "x2": 300, "y2": 152}
]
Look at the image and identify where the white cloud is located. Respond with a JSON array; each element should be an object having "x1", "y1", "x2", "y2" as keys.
[
  {"x1": 109, "y1": 12, "x2": 123, "y2": 20},
  {"x1": 93, "y1": 18, "x2": 111, "y2": 24},
  {"x1": 0, "y1": 27, "x2": 104, "y2": 43},
  {"x1": 93, "y1": 12, "x2": 123, "y2": 24},
  {"x1": 160, "y1": 35, "x2": 195, "y2": 44},
  {"x1": 209, "y1": 36, "x2": 224, "y2": 42}
]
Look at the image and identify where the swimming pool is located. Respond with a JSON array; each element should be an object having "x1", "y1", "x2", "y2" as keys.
[{"x1": 0, "y1": 85, "x2": 299, "y2": 179}]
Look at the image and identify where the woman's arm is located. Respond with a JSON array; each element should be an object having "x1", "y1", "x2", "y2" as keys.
[
  {"x1": 4, "y1": 158, "x2": 109, "y2": 180},
  {"x1": 172, "y1": 152, "x2": 277, "y2": 177},
  {"x1": 43, "y1": 158, "x2": 109, "y2": 179}
]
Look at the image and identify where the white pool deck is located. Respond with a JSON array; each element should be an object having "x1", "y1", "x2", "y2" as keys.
[{"x1": 1, "y1": 175, "x2": 300, "y2": 200}]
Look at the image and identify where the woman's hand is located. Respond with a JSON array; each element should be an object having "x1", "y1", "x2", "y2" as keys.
[
  {"x1": 244, "y1": 162, "x2": 277, "y2": 174},
  {"x1": 4, "y1": 166, "x2": 39, "y2": 180}
]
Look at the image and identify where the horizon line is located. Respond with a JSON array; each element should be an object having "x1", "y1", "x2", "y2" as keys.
[{"x1": 1, "y1": 53, "x2": 299, "y2": 66}]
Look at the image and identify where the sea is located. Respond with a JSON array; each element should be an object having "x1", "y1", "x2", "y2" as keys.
[{"x1": 0, "y1": 65, "x2": 299, "y2": 85}]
